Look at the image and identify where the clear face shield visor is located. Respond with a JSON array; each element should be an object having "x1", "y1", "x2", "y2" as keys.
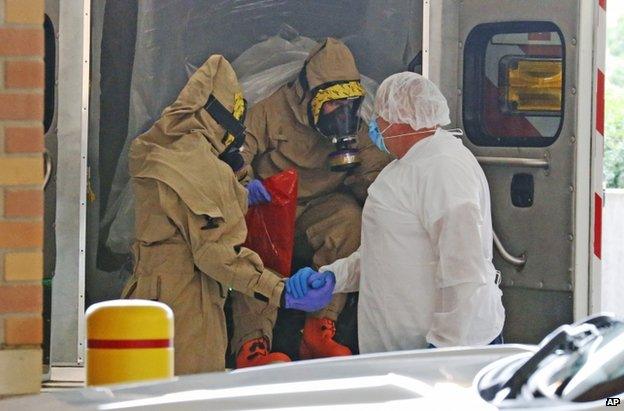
[{"x1": 314, "y1": 97, "x2": 363, "y2": 172}]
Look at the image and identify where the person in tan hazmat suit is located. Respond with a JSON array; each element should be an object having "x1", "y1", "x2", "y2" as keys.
[
  {"x1": 232, "y1": 38, "x2": 392, "y2": 363},
  {"x1": 122, "y1": 55, "x2": 336, "y2": 375}
]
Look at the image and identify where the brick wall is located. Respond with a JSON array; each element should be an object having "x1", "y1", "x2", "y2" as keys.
[{"x1": 0, "y1": 0, "x2": 44, "y2": 397}]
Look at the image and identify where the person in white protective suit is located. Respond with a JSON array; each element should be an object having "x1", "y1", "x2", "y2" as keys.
[{"x1": 288, "y1": 72, "x2": 506, "y2": 353}]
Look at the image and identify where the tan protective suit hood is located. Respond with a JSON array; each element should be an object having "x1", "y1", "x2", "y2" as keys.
[
  {"x1": 242, "y1": 38, "x2": 391, "y2": 202},
  {"x1": 288, "y1": 37, "x2": 362, "y2": 126},
  {"x1": 130, "y1": 55, "x2": 244, "y2": 212}
]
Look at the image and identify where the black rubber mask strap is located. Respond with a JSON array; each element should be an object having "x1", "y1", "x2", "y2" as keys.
[{"x1": 204, "y1": 95, "x2": 246, "y2": 144}]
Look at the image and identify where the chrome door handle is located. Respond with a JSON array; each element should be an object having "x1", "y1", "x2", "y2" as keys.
[
  {"x1": 476, "y1": 156, "x2": 549, "y2": 170},
  {"x1": 493, "y1": 230, "x2": 527, "y2": 267}
]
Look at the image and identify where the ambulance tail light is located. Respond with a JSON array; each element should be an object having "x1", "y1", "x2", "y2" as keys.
[{"x1": 500, "y1": 57, "x2": 563, "y2": 115}]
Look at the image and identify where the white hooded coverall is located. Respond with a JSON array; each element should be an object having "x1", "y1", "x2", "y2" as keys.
[{"x1": 321, "y1": 129, "x2": 505, "y2": 353}]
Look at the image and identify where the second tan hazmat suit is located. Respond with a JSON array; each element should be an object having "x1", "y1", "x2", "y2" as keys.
[
  {"x1": 232, "y1": 38, "x2": 392, "y2": 359},
  {"x1": 121, "y1": 55, "x2": 286, "y2": 374}
]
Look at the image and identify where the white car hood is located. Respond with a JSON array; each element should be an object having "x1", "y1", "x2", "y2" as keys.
[{"x1": 7, "y1": 345, "x2": 610, "y2": 410}]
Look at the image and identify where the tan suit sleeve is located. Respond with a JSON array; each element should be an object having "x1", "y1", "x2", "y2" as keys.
[
  {"x1": 343, "y1": 127, "x2": 393, "y2": 202},
  {"x1": 240, "y1": 102, "x2": 271, "y2": 184},
  {"x1": 156, "y1": 181, "x2": 285, "y2": 307}
]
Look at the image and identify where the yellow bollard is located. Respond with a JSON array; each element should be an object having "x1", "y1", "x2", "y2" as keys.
[{"x1": 85, "y1": 299, "x2": 174, "y2": 386}]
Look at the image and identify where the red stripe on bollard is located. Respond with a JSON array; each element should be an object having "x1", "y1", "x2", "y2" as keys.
[{"x1": 88, "y1": 339, "x2": 172, "y2": 349}]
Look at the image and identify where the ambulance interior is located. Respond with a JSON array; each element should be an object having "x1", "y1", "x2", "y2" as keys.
[{"x1": 44, "y1": 0, "x2": 584, "y2": 368}]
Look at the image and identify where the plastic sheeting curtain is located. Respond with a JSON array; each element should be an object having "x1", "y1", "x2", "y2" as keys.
[{"x1": 98, "y1": 0, "x2": 422, "y2": 297}]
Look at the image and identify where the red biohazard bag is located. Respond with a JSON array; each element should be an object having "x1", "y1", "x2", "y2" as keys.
[{"x1": 244, "y1": 169, "x2": 298, "y2": 277}]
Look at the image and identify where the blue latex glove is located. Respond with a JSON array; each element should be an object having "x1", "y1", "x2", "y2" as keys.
[
  {"x1": 309, "y1": 271, "x2": 333, "y2": 289},
  {"x1": 287, "y1": 267, "x2": 333, "y2": 298},
  {"x1": 287, "y1": 267, "x2": 314, "y2": 299},
  {"x1": 283, "y1": 272, "x2": 336, "y2": 312},
  {"x1": 247, "y1": 179, "x2": 271, "y2": 206}
]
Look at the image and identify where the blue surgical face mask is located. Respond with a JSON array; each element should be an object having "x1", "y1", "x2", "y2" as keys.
[{"x1": 368, "y1": 119, "x2": 389, "y2": 153}]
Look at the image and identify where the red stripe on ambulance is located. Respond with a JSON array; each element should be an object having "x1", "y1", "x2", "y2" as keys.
[
  {"x1": 596, "y1": 69, "x2": 605, "y2": 136},
  {"x1": 594, "y1": 194, "x2": 603, "y2": 259},
  {"x1": 599, "y1": 0, "x2": 607, "y2": 11}
]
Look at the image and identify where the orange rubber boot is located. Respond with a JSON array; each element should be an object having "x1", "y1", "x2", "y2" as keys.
[
  {"x1": 236, "y1": 337, "x2": 291, "y2": 369},
  {"x1": 299, "y1": 317, "x2": 352, "y2": 359}
]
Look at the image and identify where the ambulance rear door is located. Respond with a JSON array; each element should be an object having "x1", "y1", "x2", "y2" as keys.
[{"x1": 423, "y1": 0, "x2": 603, "y2": 343}]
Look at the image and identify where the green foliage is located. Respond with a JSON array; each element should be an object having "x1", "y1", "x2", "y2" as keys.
[
  {"x1": 604, "y1": 137, "x2": 624, "y2": 188},
  {"x1": 605, "y1": 87, "x2": 624, "y2": 188},
  {"x1": 608, "y1": 66, "x2": 624, "y2": 90},
  {"x1": 604, "y1": 90, "x2": 624, "y2": 188},
  {"x1": 605, "y1": 17, "x2": 624, "y2": 188},
  {"x1": 606, "y1": 89, "x2": 624, "y2": 132},
  {"x1": 608, "y1": 16, "x2": 624, "y2": 60}
]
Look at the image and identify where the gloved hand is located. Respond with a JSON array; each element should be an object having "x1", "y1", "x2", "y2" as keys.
[
  {"x1": 247, "y1": 179, "x2": 271, "y2": 206},
  {"x1": 306, "y1": 271, "x2": 336, "y2": 293},
  {"x1": 287, "y1": 267, "x2": 313, "y2": 298},
  {"x1": 282, "y1": 271, "x2": 336, "y2": 312},
  {"x1": 287, "y1": 267, "x2": 334, "y2": 298},
  {"x1": 310, "y1": 271, "x2": 333, "y2": 289}
]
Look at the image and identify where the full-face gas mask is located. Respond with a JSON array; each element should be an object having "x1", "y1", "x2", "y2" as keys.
[
  {"x1": 203, "y1": 92, "x2": 247, "y2": 172},
  {"x1": 302, "y1": 69, "x2": 366, "y2": 172}
]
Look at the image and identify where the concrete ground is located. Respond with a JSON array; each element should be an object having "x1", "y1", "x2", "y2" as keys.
[{"x1": 42, "y1": 367, "x2": 84, "y2": 392}]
